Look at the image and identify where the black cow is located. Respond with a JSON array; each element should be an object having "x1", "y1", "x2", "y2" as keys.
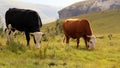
[{"x1": 5, "y1": 8, "x2": 44, "y2": 48}]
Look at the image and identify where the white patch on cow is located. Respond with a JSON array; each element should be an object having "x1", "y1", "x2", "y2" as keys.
[
  {"x1": 8, "y1": 24, "x2": 12, "y2": 29},
  {"x1": 66, "y1": 19, "x2": 79, "y2": 21},
  {"x1": 65, "y1": 19, "x2": 80, "y2": 22},
  {"x1": 30, "y1": 32, "x2": 44, "y2": 48},
  {"x1": 87, "y1": 35, "x2": 96, "y2": 49}
]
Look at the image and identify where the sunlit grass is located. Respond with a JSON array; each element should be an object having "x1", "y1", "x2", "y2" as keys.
[{"x1": 0, "y1": 33, "x2": 120, "y2": 68}]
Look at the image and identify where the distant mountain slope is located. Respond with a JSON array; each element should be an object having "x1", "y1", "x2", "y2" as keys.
[
  {"x1": 0, "y1": 0, "x2": 60, "y2": 24},
  {"x1": 74, "y1": 9, "x2": 120, "y2": 34},
  {"x1": 43, "y1": 9, "x2": 120, "y2": 34},
  {"x1": 58, "y1": 0, "x2": 120, "y2": 19}
]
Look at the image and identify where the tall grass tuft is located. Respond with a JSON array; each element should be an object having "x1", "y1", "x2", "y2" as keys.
[
  {"x1": 5, "y1": 40, "x2": 27, "y2": 54},
  {"x1": 39, "y1": 43, "x2": 48, "y2": 59}
]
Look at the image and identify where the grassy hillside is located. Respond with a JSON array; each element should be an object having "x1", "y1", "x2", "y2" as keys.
[
  {"x1": 0, "y1": 9, "x2": 120, "y2": 68},
  {"x1": 42, "y1": 9, "x2": 120, "y2": 35},
  {"x1": 74, "y1": 9, "x2": 120, "y2": 34}
]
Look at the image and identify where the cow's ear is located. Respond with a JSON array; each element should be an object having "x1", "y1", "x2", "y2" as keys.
[
  {"x1": 40, "y1": 32, "x2": 45, "y2": 36},
  {"x1": 42, "y1": 33, "x2": 45, "y2": 36},
  {"x1": 87, "y1": 35, "x2": 96, "y2": 38}
]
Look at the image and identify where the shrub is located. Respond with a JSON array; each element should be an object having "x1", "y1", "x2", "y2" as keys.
[{"x1": 42, "y1": 35, "x2": 48, "y2": 41}]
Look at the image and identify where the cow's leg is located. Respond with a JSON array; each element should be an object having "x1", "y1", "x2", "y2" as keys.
[
  {"x1": 33, "y1": 36, "x2": 36, "y2": 44},
  {"x1": 5, "y1": 24, "x2": 12, "y2": 44},
  {"x1": 76, "y1": 38, "x2": 80, "y2": 48},
  {"x1": 25, "y1": 32, "x2": 30, "y2": 46},
  {"x1": 83, "y1": 36, "x2": 89, "y2": 48},
  {"x1": 64, "y1": 36, "x2": 69, "y2": 50},
  {"x1": 66, "y1": 36, "x2": 70, "y2": 45},
  {"x1": 6, "y1": 29, "x2": 11, "y2": 44}
]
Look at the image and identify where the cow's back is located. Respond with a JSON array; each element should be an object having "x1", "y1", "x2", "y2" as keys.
[
  {"x1": 5, "y1": 8, "x2": 42, "y2": 32},
  {"x1": 63, "y1": 19, "x2": 92, "y2": 39}
]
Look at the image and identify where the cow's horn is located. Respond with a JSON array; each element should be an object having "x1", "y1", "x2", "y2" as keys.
[
  {"x1": 87, "y1": 35, "x2": 92, "y2": 38},
  {"x1": 87, "y1": 35, "x2": 96, "y2": 38},
  {"x1": 96, "y1": 36, "x2": 104, "y2": 38}
]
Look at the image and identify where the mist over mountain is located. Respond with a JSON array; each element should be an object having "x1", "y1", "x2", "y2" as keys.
[
  {"x1": 0, "y1": 0, "x2": 60, "y2": 26},
  {"x1": 58, "y1": 0, "x2": 120, "y2": 19}
]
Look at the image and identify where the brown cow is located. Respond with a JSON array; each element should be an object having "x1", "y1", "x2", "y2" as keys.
[{"x1": 63, "y1": 18, "x2": 96, "y2": 49}]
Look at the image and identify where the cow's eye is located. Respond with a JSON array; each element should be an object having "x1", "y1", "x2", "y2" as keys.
[{"x1": 89, "y1": 41, "x2": 92, "y2": 43}]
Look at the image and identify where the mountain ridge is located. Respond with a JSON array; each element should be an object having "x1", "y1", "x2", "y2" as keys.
[
  {"x1": 58, "y1": 0, "x2": 120, "y2": 19},
  {"x1": 42, "y1": 9, "x2": 120, "y2": 34}
]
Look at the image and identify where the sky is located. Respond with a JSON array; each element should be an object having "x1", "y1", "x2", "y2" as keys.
[{"x1": 16, "y1": 0, "x2": 85, "y2": 7}]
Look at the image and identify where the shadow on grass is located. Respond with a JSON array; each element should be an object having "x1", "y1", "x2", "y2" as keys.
[{"x1": 71, "y1": 46, "x2": 95, "y2": 51}]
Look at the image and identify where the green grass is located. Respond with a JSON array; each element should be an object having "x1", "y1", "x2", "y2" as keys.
[
  {"x1": 0, "y1": 9, "x2": 120, "y2": 68},
  {"x1": 0, "y1": 34, "x2": 120, "y2": 68}
]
